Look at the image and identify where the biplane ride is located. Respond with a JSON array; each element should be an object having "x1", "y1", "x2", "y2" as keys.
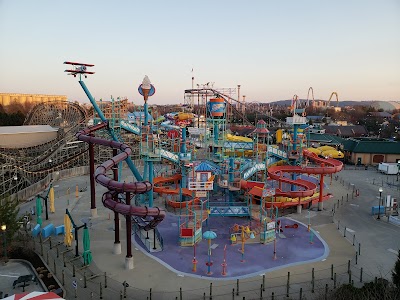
[{"x1": 64, "y1": 61, "x2": 95, "y2": 78}]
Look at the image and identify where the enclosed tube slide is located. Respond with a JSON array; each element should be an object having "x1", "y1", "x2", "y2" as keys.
[{"x1": 76, "y1": 121, "x2": 165, "y2": 230}]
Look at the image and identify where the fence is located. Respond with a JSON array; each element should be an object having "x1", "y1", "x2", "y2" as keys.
[
  {"x1": 28, "y1": 215, "x2": 376, "y2": 300},
  {"x1": 21, "y1": 166, "x2": 388, "y2": 299},
  {"x1": 10, "y1": 166, "x2": 89, "y2": 202}
]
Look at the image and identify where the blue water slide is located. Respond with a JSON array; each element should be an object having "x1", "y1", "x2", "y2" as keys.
[{"x1": 120, "y1": 120, "x2": 140, "y2": 135}]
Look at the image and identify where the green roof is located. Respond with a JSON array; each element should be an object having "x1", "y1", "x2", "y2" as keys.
[{"x1": 352, "y1": 141, "x2": 400, "y2": 154}]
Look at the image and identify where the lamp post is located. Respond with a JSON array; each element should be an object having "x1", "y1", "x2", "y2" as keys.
[
  {"x1": 1, "y1": 224, "x2": 7, "y2": 263},
  {"x1": 377, "y1": 187, "x2": 383, "y2": 220}
]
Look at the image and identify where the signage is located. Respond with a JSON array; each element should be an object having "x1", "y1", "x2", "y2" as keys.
[
  {"x1": 72, "y1": 280, "x2": 77, "y2": 289},
  {"x1": 196, "y1": 191, "x2": 207, "y2": 198},
  {"x1": 138, "y1": 84, "x2": 156, "y2": 96}
]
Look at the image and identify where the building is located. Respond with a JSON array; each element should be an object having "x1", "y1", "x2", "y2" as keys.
[
  {"x1": 344, "y1": 139, "x2": 400, "y2": 166},
  {"x1": 308, "y1": 133, "x2": 400, "y2": 166},
  {"x1": 323, "y1": 125, "x2": 368, "y2": 138},
  {"x1": 0, "y1": 93, "x2": 67, "y2": 106},
  {"x1": 0, "y1": 125, "x2": 58, "y2": 148}
]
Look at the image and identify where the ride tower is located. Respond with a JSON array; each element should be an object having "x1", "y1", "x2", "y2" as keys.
[
  {"x1": 138, "y1": 76, "x2": 160, "y2": 207},
  {"x1": 206, "y1": 95, "x2": 227, "y2": 161},
  {"x1": 286, "y1": 95, "x2": 307, "y2": 165}
]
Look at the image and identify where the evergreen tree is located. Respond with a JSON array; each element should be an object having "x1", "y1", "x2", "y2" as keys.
[
  {"x1": 393, "y1": 249, "x2": 400, "y2": 290},
  {"x1": 0, "y1": 196, "x2": 20, "y2": 243}
]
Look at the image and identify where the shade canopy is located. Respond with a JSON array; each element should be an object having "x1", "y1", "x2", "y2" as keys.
[
  {"x1": 203, "y1": 230, "x2": 217, "y2": 240},
  {"x1": 3, "y1": 291, "x2": 64, "y2": 299}
]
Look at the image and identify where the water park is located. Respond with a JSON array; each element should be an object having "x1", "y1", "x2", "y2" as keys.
[{"x1": 30, "y1": 62, "x2": 344, "y2": 280}]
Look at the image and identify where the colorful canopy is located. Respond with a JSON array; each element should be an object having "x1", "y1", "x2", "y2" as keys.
[{"x1": 3, "y1": 291, "x2": 64, "y2": 299}]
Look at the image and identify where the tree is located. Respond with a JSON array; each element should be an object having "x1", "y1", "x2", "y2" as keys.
[
  {"x1": 393, "y1": 249, "x2": 400, "y2": 290},
  {"x1": 0, "y1": 195, "x2": 21, "y2": 244}
]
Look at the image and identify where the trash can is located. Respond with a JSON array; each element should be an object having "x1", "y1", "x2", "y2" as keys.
[{"x1": 365, "y1": 165, "x2": 368, "y2": 170}]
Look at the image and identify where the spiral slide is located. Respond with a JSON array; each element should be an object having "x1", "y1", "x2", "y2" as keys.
[
  {"x1": 76, "y1": 122, "x2": 165, "y2": 230},
  {"x1": 242, "y1": 149, "x2": 343, "y2": 208}
]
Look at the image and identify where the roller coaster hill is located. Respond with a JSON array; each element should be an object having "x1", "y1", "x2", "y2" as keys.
[{"x1": 0, "y1": 100, "x2": 94, "y2": 199}]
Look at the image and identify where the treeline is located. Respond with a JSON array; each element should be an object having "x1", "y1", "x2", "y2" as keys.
[
  {"x1": 0, "y1": 103, "x2": 28, "y2": 126},
  {"x1": 0, "y1": 111, "x2": 26, "y2": 126}
]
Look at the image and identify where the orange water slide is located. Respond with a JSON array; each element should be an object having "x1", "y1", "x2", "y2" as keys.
[
  {"x1": 242, "y1": 149, "x2": 343, "y2": 204},
  {"x1": 154, "y1": 174, "x2": 196, "y2": 208}
]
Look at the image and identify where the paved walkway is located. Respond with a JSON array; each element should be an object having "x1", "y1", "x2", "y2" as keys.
[
  {"x1": 0, "y1": 260, "x2": 44, "y2": 298},
  {"x1": 17, "y1": 165, "x2": 400, "y2": 299}
]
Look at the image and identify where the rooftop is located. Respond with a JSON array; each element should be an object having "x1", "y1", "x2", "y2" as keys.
[{"x1": 0, "y1": 125, "x2": 57, "y2": 134}]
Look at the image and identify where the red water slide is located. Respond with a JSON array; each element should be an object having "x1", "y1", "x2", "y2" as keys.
[
  {"x1": 76, "y1": 122, "x2": 165, "y2": 230},
  {"x1": 242, "y1": 149, "x2": 343, "y2": 202},
  {"x1": 266, "y1": 149, "x2": 343, "y2": 198}
]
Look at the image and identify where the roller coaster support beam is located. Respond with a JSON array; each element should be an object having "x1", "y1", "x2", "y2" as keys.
[{"x1": 79, "y1": 80, "x2": 143, "y2": 181}]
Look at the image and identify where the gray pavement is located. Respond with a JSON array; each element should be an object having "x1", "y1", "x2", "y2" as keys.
[
  {"x1": 0, "y1": 260, "x2": 44, "y2": 298},
  {"x1": 11, "y1": 164, "x2": 400, "y2": 299}
]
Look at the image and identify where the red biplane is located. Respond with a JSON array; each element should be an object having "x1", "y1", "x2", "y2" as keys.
[{"x1": 64, "y1": 61, "x2": 95, "y2": 78}]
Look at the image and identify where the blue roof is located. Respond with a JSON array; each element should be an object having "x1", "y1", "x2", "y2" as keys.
[{"x1": 195, "y1": 162, "x2": 219, "y2": 174}]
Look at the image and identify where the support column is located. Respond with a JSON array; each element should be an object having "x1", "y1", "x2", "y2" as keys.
[
  {"x1": 318, "y1": 164, "x2": 324, "y2": 211},
  {"x1": 297, "y1": 204, "x2": 302, "y2": 214},
  {"x1": 125, "y1": 191, "x2": 133, "y2": 269},
  {"x1": 148, "y1": 161, "x2": 154, "y2": 207},
  {"x1": 89, "y1": 142, "x2": 97, "y2": 218},
  {"x1": 113, "y1": 149, "x2": 121, "y2": 255}
]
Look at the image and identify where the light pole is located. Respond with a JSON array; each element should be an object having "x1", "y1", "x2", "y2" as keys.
[
  {"x1": 1, "y1": 224, "x2": 7, "y2": 263},
  {"x1": 377, "y1": 187, "x2": 383, "y2": 220}
]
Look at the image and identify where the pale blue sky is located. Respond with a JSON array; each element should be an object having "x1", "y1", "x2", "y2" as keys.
[{"x1": 0, "y1": 0, "x2": 399, "y2": 105}]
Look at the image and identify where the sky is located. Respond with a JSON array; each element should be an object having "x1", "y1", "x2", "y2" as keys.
[{"x1": 0, "y1": 0, "x2": 399, "y2": 105}]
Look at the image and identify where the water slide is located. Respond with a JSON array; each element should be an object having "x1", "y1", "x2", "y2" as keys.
[
  {"x1": 76, "y1": 122, "x2": 165, "y2": 230},
  {"x1": 153, "y1": 174, "x2": 199, "y2": 208},
  {"x1": 226, "y1": 133, "x2": 253, "y2": 143},
  {"x1": 242, "y1": 149, "x2": 343, "y2": 207},
  {"x1": 120, "y1": 120, "x2": 141, "y2": 135},
  {"x1": 157, "y1": 149, "x2": 179, "y2": 163},
  {"x1": 160, "y1": 120, "x2": 180, "y2": 130}
]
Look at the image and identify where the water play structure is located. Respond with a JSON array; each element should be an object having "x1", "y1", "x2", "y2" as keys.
[{"x1": 60, "y1": 63, "x2": 342, "y2": 275}]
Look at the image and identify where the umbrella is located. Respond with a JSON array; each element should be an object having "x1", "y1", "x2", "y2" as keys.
[
  {"x1": 82, "y1": 225, "x2": 92, "y2": 265},
  {"x1": 3, "y1": 291, "x2": 64, "y2": 299},
  {"x1": 36, "y1": 196, "x2": 42, "y2": 226},
  {"x1": 203, "y1": 230, "x2": 217, "y2": 255},
  {"x1": 64, "y1": 214, "x2": 73, "y2": 247},
  {"x1": 49, "y1": 187, "x2": 55, "y2": 213}
]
